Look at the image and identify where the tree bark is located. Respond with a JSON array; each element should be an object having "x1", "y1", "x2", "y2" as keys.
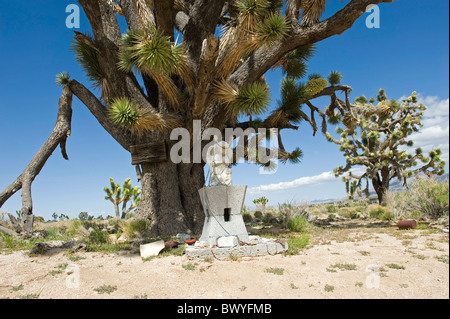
[
  {"x1": 371, "y1": 169, "x2": 390, "y2": 206},
  {"x1": 135, "y1": 161, "x2": 205, "y2": 236}
]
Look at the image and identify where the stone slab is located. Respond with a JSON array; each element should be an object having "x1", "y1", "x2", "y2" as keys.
[
  {"x1": 185, "y1": 238, "x2": 288, "y2": 259},
  {"x1": 140, "y1": 240, "x2": 165, "y2": 258}
]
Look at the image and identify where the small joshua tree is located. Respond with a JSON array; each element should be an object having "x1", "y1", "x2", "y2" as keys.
[
  {"x1": 326, "y1": 90, "x2": 446, "y2": 206},
  {"x1": 104, "y1": 178, "x2": 141, "y2": 219},
  {"x1": 253, "y1": 196, "x2": 269, "y2": 212}
]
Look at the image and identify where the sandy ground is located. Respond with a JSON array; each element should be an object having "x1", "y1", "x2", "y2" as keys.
[{"x1": 0, "y1": 226, "x2": 448, "y2": 299}]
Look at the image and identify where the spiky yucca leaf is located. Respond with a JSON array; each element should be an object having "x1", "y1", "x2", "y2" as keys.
[
  {"x1": 108, "y1": 97, "x2": 142, "y2": 130},
  {"x1": 129, "y1": 27, "x2": 181, "y2": 74},
  {"x1": 328, "y1": 71, "x2": 343, "y2": 86},
  {"x1": 230, "y1": 82, "x2": 271, "y2": 116},
  {"x1": 119, "y1": 27, "x2": 193, "y2": 108},
  {"x1": 213, "y1": 80, "x2": 240, "y2": 104},
  {"x1": 108, "y1": 97, "x2": 181, "y2": 134},
  {"x1": 257, "y1": 12, "x2": 289, "y2": 45},
  {"x1": 308, "y1": 73, "x2": 322, "y2": 81},
  {"x1": 287, "y1": 147, "x2": 304, "y2": 164},
  {"x1": 275, "y1": 45, "x2": 316, "y2": 78},
  {"x1": 236, "y1": 0, "x2": 271, "y2": 31},
  {"x1": 300, "y1": 0, "x2": 327, "y2": 26},
  {"x1": 56, "y1": 72, "x2": 71, "y2": 87},
  {"x1": 72, "y1": 33, "x2": 109, "y2": 100}
]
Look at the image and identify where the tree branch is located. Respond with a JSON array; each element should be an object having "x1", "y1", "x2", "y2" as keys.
[
  {"x1": 229, "y1": 0, "x2": 394, "y2": 86},
  {"x1": 68, "y1": 80, "x2": 133, "y2": 151},
  {"x1": 0, "y1": 86, "x2": 73, "y2": 237}
]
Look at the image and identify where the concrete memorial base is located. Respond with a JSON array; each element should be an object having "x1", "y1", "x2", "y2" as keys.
[
  {"x1": 185, "y1": 236, "x2": 288, "y2": 259},
  {"x1": 198, "y1": 185, "x2": 249, "y2": 245}
]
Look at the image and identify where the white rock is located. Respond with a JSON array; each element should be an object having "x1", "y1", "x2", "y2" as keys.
[
  {"x1": 217, "y1": 236, "x2": 239, "y2": 248},
  {"x1": 140, "y1": 240, "x2": 165, "y2": 258}
]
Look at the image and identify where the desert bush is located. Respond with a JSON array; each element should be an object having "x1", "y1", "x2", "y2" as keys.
[
  {"x1": 278, "y1": 201, "x2": 309, "y2": 228},
  {"x1": 262, "y1": 212, "x2": 278, "y2": 224},
  {"x1": 253, "y1": 211, "x2": 263, "y2": 220},
  {"x1": 328, "y1": 213, "x2": 336, "y2": 221},
  {"x1": 387, "y1": 178, "x2": 449, "y2": 220},
  {"x1": 87, "y1": 230, "x2": 109, "y2": 244},
  {"x1": 285, "y1": 235, "x2": 310, "y2": 255},
  {"x1": 325, "y1": 205, "x2": 337, "y2": 213},
  {"x1": 124, "y1": 219, "x2": 151, "y2": 238},
  {"x1": 368, "y1": 205, "x2": 393, "y2": 221},
  {"x1": 287, "y1": 215, "x2": 308, "y2": 232},
  {"x1": 242, "y1": 212, "x2": 253, "y2": 223}
]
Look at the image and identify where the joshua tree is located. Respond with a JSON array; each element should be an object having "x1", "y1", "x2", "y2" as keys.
[
  {"x1": 104, "y1": 178, "x2": 141, "y2": 218},
  {"x1": 253, "y1": 196, "x2": 269, "y2": 212},
  {"x1": 1, "y1": 0, "x2": 396, "y2": 237},
  {"x1": 326, "y1": 90, "x2": 446, "y2": 206}
]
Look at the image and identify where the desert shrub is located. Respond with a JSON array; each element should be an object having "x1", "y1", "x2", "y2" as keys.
[
  {"x1": 388, "y1": 178, "x2": 449, "y2": 220},
  {"x1": 124, "y1": 219, "x2": 151, "y2": 238},
  {"x1": 254, "y1": 211, "x2": 263, "y2": 220},
  {"x1": 326, "y1": 205, "x2": 337, "y2": 213},
  {"x1": 349, "y1": 211, "x2": 360, "y2": 219},
  {"x1": 262, "y1": 212, "x2": 277, "y2": 224},
  {"x1": 87, "y1": 230, "x2": 109, "y2": 244},
  {"x1": 285, "y1": 235, "x2": 310, "y2": 255},
  {"x1": 338, "y1": 207, "x2": 361, "y2": 219},
  {"x1": 242, "y1": 212, "x2": 253, "y2": 223},
  {"x1": 278, "y1": 201, "x2": 309, "y2": 228},
  {"x1": 287, "y1": 215, "x2": 308, "y2": 232},
  {"x1": 328, "y1": 213, "x2": 336, "y2": 221},
  {"x1": 368, "y1": 205, "x2": 393, "y2": 221}
]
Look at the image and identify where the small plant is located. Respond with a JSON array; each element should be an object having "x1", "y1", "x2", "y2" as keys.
[
  {"x1": 287, "y1": 215, "x2": 308, "y2": 232},
  {"x1": 328, "y1": 213, "x2": 336, "y2": 221},
  {"x1": 329, "y1": 263, "x2": 358, "y2": 271},
  {"x1": 254, "y1": 211, "x2": 263, "y2": 220},
  {"x1": 326, "y1": 205, "x2": 337, "y2": 213},
  {"x1": 12, "y1": 284, "x2": 24, "y2": 292},
  {"x1": 285, "y1": 235, "x2": 310, "y2": 255},
  {"x1": 368, "y1": 205, "x2": 393, "y2": 221},
  {"x1": 435, "y1": 255, "x2": 449, "y2": 264},
  {"x1": 49, "y1": 263, "x2": 68, "y2": 276},
  {"x1": 266, "y1": 267, "x2": 284, "y2": 275},
  {"x1": 324, "y1": 284, "x2": 335, "y2": 292},
  {"x1": 355, "y1": 282, "x2": 363, "y2": 288},
  {"x1": 94, "y1": 285, "x2": 117, "y2": 294},
  {"x1": 20, "y1": 293, "x2": 40, "y2": 299},
  {"x1": 182, "y1": 263, "x2": 196, "y2": 271},
  {"x1": 386, "y1": 263, "x2": 405, "y2": 270},
  {"x1": 124, "y1": 219, "x2": 150, "y2": 238},
  {"x1": 358, "y1": 251, "x2": 370, "y2": 256}
]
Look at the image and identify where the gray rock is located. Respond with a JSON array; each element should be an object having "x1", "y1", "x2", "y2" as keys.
[{"x1": 176, "y1": 233, "x2": 191, "y2": 243}]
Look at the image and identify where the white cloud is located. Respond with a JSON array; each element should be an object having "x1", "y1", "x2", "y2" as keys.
[
  {"x1": 248, "y1": 171, "x2": 336, "y2": 194},
  {"x1": 409, "y1": 94, "x2": 449, "y2": 162}
]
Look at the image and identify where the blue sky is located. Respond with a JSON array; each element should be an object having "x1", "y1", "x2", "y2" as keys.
[{"x1": 0, "y1": 1, "x2": 448, "y2": 220}]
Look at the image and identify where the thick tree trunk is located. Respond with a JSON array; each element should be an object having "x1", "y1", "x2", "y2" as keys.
[
  {"x1": 372, "y1": 170, "x2": 390, "y2": 206},
  {"x1": 135, "y1": 161, "x2": 205, "y2": 236}
]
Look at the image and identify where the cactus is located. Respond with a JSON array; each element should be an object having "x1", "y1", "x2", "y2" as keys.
[{"x1": 104, "y1": 178, "x2": 141, "y2": 219}]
